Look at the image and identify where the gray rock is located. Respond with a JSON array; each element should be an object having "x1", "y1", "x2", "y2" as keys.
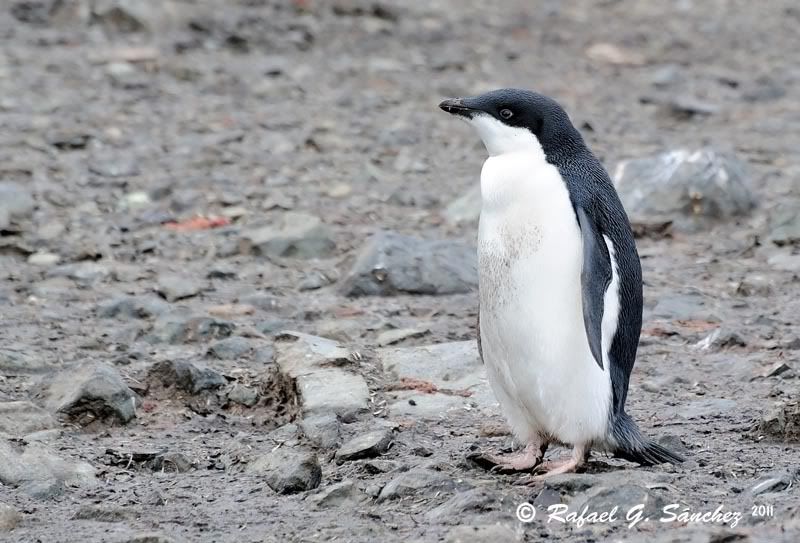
[
  {"x1": 156, "y1": 274, "x2": 203, "y2": 302},
  {"x1": 339, "y1": 231, "x2": 477, "y2": 296},
  {"x1": 227, "y1": 383, "x2": 259, "y2": 407},
  {"x1": 0, "y1": 502, "x2": 21, "y2": 531},
  {"x1": 208, "y1": 336, "x2": 253, "y2": 360},
  {"x1": 767, "y1": 201, "x2": 800, "y2": 246},
  {"x1": 377, "y1": 341, "x2": 495, "y2": 418},
  {"x1": 426, "y1": 489, "x2": 501, "y2": 522},
  {"x1": 98, "y1": 295, "x2": 171, "y2": 319},
  {"x1": 148, "y1": 360, "x2": 226, "y2": 395},
  {"x1": 148, "y1": 310, "x2": 234, "y2": 344},
  {"x1": 694, "y1": 328, "x2": 746, "y2": 351},
  {"x1": 72, "y1": 504, "x2": 132, "y2": 522},
  {"x1": 36, "y1": 363, "x2": 136, "y2": 425},
  {"x1": 767, "y1": 252, "x2": 800, "y2": 272},
  {"x1": 300, "y1": 413, "x2": 341, "y2": 449},
  {"x1": 47, "y1": 262, "x2": 111, "y2": 286},
  {"x1": 275, "y1": 333, "x2": 370, "y2": 418},
  {"x1": 377, "y1": 468, "x2": 462, "y2": 502},
  {"x1": 649, "y1": 292, "x2": 712, "y2": 321},
  {"x1": 91, "y1": 0, "x2": 169, "y2": 33},
  {"x1": 28, "y1": 252, "x2": 60, "y2": 267},
  {"x1": 443, "y1": 184, "x2": 481, "y2": 225},
  {"x1": 296, "y1": 369, "x2": 369, "y2": 419},
  {"x1": 308, "y1": 480, "x2": 367, "y2": 509},
  {"x1": 0, "y1": 182, "x2": 35, "y2": 229},
  {"x1": 0, "y1": 438, "x2": 96, "y2": 496},
  {"x1": 0, "y1": 348, "x2": 52, "y2": 374},
  {"x1": 239, "y1": 212, "x2": 336, "y2": 259},
  {"x1": 0, "y1": 401, "x2": 57, "y2": 436},
  {"x1": 613, "y1": 148, "x2": 756, "y2": 232},
  {"x1": 750, "y1": 471, "x2": 797, "y2": 496},
  {"x1": 246, "y1": 449, "x2": 322, "y2": 494},
  {"x1": 88, "y1": 155, "x2": 140, "y2": 178},
  {"x1": 444, "y1": 524, "x2": 519, "y2": 543},
  {"x1": 757, "y1": 402, "x2": 800, "y2": 442},
  {"x1": 335, "y1": 429, "x2": 393, "y2": 463},
  {"x1": 576, "y1": 484, "x2": 668, "y2": 520}
]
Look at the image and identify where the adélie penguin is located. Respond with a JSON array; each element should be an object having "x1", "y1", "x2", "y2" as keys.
[{"x1": 438, "y1": 89, "x2": 684, "y2": 480}]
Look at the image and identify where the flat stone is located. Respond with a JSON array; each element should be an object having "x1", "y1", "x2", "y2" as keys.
[
  {"x1": 426, "y1": 489, "x2": 501, "y2": 522},
  {"x1": 308, "y1": 480, "x2": 367, "y2": 509},
  {"x1": 0, "y1": 401, "x2": 57, "y2": 436},
  {"x1": 246, "y1": 449, "x2": 322, "y2": 494},
  {"x1": 613, "y1": 148, "x2": 756, "y2": 232},
  {"x1": 148, "y1": 359, "x2": 226, "y2": 395},
  {"x1": 300, "y1": 413, "x2": 341, "y2": 449},
  {"x1": 296, "y1": 369, "x2": 369, "y2": 418},
  {"x1": 0, "y1": 438, "x2": 96, "y2": 496},
  {"x1": 0, "y1": 182, "x2": 35, "y2": 228},
  {"x1": 156, "y1": 274, "x2": 203, "y2": 302},
  {"x1": 335, "y1": 429, "x2": 393, "y2": 463},
  {"x1": 339, "y1": 231, "x2": 477, "y2": 296},
  {"x1": 377, "y1": 468, "x2": 462, "y2": 502},
  {"x1": 275, "y1": 333, "x2": 370, "y2": 417},
  {"x1": 239, "y1": 212, "x2": 336, "y2": 259},
  {"x1": 35, "y1": 363, "x2": 136, "y2": 425},
  {"x1": 377, "y1": 341, "x2": 495, "y2": 418}
]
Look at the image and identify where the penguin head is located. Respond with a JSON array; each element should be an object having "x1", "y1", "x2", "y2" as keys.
[{"x1": 439, "y1": 88, "x2": 582, "y2": 158}]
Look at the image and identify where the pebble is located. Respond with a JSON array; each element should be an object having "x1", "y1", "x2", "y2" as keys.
[
  {"x1": 335, "y1": 429, "x2": 394, "y2": 463},
  {"x1": 208, "y1": 336, "x2": 253, "y2": 360},
  {"x1": 27, "y1": 252, "x2": 61, "y2": 267},
  {"x1": 613, "y1": 148, "x2": 756, "y2": 232},
  {"x1": 339, "y1": 231, "x2": 478, "y2": 297},
  {"x1": 308, "y1": 480, "x2": 367, "y2": 509},
  {"x1": 227, "y1": 383, "x2": 259, "y2": 407},
  {"x1": 239, "y1": 212, "x2": 336, "y2": 259},
  {"x1": 426, "y1": 489, "x2": 500, "y2": 522},
  {"x1": 377, "y1": 468, "x2": 462, "y2": 502},
  {"x1": 246, "y1": 449, "x2": 322, "y2": 494},
  {"x1": 148, "y1": 310, "x2": 234, "y2": 344},
  {"x1": 148, "y1": 359, "x2": 226, "y2": 395},
  {"x1": 35, "y1": 363, "x2": 137, "y2": 425},
  {"x1": 156, "y1": 273, "x2": 203, "y2": 302},
  {"x1": 300, "y1": 413, "x2": 341, "y2": 449},
  {"x1": 88, "y1": 155, "x2": 141, "y2": 178},
  {"x1": 98, "y1": 295, "x2": 171, "y2": 319}
]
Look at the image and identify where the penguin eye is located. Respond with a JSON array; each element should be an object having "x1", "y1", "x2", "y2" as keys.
[{"x1": 499, "y1": 108, "x2": 513, "y2": 120}]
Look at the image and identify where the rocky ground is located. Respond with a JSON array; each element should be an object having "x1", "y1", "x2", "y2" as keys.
[{"x1": 1, "y1": 0, "x2": 800, "y2": 542}]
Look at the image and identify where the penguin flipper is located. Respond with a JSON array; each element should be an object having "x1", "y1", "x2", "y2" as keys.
[{"x1": 576, "y1": 206, "x2": 612, "y2": 371}]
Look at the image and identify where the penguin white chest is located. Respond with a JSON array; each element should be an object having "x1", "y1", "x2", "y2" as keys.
[{"x1": 477, "y1": 151, "x2": 613, "y2": 446}]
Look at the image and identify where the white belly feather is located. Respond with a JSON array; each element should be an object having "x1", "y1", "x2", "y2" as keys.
[{"x1": 478, "y1": 151, "x2": 614, "y2": 446}]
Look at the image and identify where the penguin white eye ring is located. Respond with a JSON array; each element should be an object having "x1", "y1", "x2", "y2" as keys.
[{"x1": 438, "y1": 88, "x2": 684, "y2": 481}]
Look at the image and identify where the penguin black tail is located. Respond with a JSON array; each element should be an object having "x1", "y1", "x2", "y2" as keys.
[{"x1": 611, "y1": 411, "x2": 685, "y2": 466}]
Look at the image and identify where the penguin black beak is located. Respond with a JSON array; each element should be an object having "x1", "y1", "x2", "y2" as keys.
[{"x1": 439, "y1": 98, "x2": 476, "y2": 118}]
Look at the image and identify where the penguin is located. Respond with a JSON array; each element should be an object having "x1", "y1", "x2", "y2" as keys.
[{"x1": 438, "y1": 89, "x2": 684, "y2": 479}]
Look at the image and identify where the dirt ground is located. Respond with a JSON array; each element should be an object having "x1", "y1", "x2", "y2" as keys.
[{"x1": 1, "y1": 0, "x2": 799, "y2": 542}]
